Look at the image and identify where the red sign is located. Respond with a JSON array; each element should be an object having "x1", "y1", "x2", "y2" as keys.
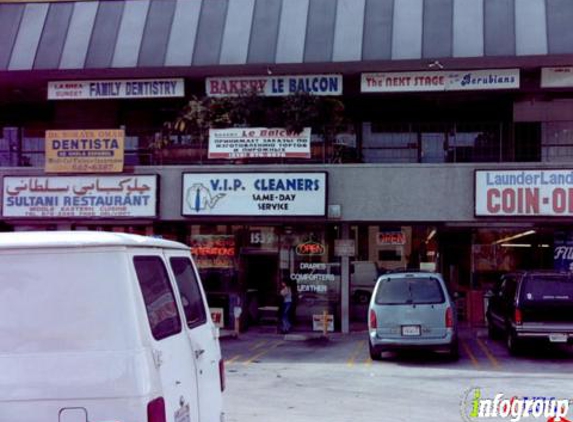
[
  {"x1": 378, "y1": 231, "x2": 406, "y2": 245},
  {"x1": 191, "y1": 235, "x2": 235, "y2": 268},
  {"x1": 296, "y1": 241, "x2": 325, "y2": 256}
]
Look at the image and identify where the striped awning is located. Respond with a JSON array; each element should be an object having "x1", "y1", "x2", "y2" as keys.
[{"x1": 0, "y1": 0, "x2": 570, "y2": 73}]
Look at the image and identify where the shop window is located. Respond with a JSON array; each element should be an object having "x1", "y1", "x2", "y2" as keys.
[
  {"x1": 542, "y1": 121, "x2": 573, "y2": 162},
  {"x1": 363, "y1": 122, "x2": 505, "y2": 163},
  {"x1": 378, "y1": 248, "x2": 402, "y2": 261}
]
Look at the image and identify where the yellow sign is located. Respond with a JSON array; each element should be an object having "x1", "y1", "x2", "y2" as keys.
[{"x1": 45, "y1": 129, "x2": 125, "y2": 173}]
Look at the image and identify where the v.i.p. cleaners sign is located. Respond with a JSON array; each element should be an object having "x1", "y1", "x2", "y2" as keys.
[{"x1": 182, "y1": 172, "x2": 326, "y2": 216}]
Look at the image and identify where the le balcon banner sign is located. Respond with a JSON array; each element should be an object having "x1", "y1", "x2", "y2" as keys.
[
  {"x1": 45, "y1": 129, "x2": 125, "y2": 173},
  {"x1": 2, "y1": 175, "x2": 157, "y2": 218},
  {"x1": 205, "y1": 74, "x2": 342, "y2": 97},
  {"x1": 361, "y1": 69, "x2": 519, "y2": 93},
  {"x1": 208, "y1": 127, "x2": 311, "y2": 159},
  {"x1": 47, "y1": 78, "x2": 185, "y2": 100},
  {"x1": 182, "y1": 172, "x2": 326, "y2": 216},
  {"x1": 475, "y1": 169, "x2": 573, "y2": 217}
]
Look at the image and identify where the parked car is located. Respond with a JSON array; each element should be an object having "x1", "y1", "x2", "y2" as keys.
[
  {"x1": 0, "y1": 231, "x2": 224, "y2": 422},
  {"x1": 368, "y1": 270, "x2": 458, "y2": 360},
  {"x1": 486, "y1": 270, "x2": 573, "y2": 355}
]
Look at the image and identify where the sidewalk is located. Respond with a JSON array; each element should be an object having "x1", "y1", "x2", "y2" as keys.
[{"x1": 220, "y1": 321, "x2": 488, "y2": 341}]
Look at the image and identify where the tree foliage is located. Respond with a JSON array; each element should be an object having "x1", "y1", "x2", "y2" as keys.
[{"x1": 152, "y1": 91, "x2": 347, "y2": 150}]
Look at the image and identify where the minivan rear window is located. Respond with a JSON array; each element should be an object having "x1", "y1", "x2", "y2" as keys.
[
  {"x1": 521, "y1": 274, "x2": 573, "y2": 303},
  {"x1": 375, "y1": 277, "x2": 445, "y2": 305},
  {"x1": 134, "y1": 256, "x2": 182, "y2": 340}
]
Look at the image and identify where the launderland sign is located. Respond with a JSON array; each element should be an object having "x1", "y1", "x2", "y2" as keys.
[
  {"x1": 475, "y1": 169, "x2": 573, "y2": 216},
  {"x1": 182, "y1": 172, "x2": 326, "y2": 216}
]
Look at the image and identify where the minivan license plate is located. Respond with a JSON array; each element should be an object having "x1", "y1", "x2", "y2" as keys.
[
  {"x1": 175, "y1": 404, "x2": 191, "y2": 422},
  {"x1": 549, "y1": 333, "x2": 567, "y2": 343},
  {"x1": 402, "y1": 325, "x2": 421, "y2": 336}
]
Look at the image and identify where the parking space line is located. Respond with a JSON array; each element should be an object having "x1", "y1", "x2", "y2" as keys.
[
  {"x1": 250, "y1": 339, "x2": 268, "y2": 351},
  {"x1": 476, "y1": 338, "x2": 501, "y2": 369},
  {"x1": 461, "y1": 339, "x2": 480, "y2": 368},
  {"x1": 225, "y1": 354, "x2": 242, "y2": 364},
  {"x1": 243, "y1": 340, "x2": 283, "y2": 365},
  {"x1": 347, "y1": 340, "x2": 366, "y2": 366}
]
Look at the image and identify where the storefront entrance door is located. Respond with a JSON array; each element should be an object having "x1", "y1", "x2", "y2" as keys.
[{"x1": 243, "y1": 254, "x2": 279, "y2": 325}]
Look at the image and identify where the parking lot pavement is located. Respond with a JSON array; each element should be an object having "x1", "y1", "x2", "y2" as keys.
[
  {"x1": 221, "y1": 326, "x2": 573, "y2": 422},
  {"x1": 221, "y1": 325, "x2": 573, "y2": 372}
]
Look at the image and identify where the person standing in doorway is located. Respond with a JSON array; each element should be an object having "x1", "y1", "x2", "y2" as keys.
[{"x1": 279, "y1": 281, "x2": 292, "y2": 334}]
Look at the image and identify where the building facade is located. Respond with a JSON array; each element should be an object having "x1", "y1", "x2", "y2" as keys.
[{"x1": 2, "y1": 0, "x2": 573, "y2": 332}]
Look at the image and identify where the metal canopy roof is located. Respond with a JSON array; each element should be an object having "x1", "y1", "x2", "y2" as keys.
[{"x1": 0, "y1": 0, "x2": 569, "y2": 74}]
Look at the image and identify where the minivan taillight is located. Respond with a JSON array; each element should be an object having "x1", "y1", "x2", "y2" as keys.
[
  {"x1": 219, "y1": 358, "x2": 226, "y2": 392},
  {"x1": 369, "y1": 309, "x2": 377, "y2": 329},
  {"x1": 515, "y1": 308, "x2": 523, "y2": 325},
  {"x1": 445, "y1": 307, "x2": 453, "y2": 328},
  {"x1": 148, "y1": 397, "x2": 166, "y2": 422}
]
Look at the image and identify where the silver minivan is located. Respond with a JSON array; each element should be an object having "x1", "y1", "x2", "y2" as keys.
[{"x1": 368, "y1": 270, "x2": 458, "y2": 360}]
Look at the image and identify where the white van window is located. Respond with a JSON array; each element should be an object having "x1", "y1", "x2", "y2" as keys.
[
  {"x1": 170, "y1": 257, "x2": 207, "y2": 328},
  {"x1": 134, "y1": 256, "x2": 182, "y2": 340}
]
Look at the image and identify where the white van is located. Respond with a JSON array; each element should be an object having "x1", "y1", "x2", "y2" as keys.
[{"x1": 0, "y1": 231, "x2": 224, "y2": 422}]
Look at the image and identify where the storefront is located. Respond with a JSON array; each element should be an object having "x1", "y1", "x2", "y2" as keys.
[{"x1": 4, "y1": 0, "x2": 573, "y2": 333}]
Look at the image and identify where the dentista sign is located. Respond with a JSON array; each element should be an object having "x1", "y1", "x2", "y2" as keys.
[{"x1": 475, "y1": 169, "x2": 573, "y2": 216}]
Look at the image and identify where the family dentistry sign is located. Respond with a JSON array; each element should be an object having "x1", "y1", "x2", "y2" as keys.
[{"x1": 48, "y1": 79, "x2": 184, "y2": 100}]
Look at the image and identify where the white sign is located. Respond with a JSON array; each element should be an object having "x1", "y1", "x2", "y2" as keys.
[
  {"x1": 334, "y1": 239, "x2": 355, "y2": 257},
  {"x1": 206, "y1": 74, "x2": 342, "y2": 97},
  {"x1": 208, "y1": 127, "x2": 311, "y2": 159},
  {"x1": 2, "y1": 175, "x2": 157, "y2": 218},
  {"x1": 541, "y1": 67, "x2": 573, "y2": 88},
  {"x1": 182, "y1": 172, "x2": 326, "y2": 216},
  {"x1": 312, "y1": 314, "x2": 334, "y2": 332},
  {"x1": 361, "y1": 69, "x2": 519, "y2": 93},
  {"x1": 475, "y1": 169, "x2": 573, "y2": 216},
  {"x1": 47, "y1": 78, "x2": 185, "y2": 100}
]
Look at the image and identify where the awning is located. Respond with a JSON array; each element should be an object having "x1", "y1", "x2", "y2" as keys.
[{"x1": 0, "y1": 0, "x2": 568, "y2": 73}]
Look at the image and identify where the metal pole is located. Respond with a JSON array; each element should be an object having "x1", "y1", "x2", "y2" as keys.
[{"x1": 340, "y1": 223, "x2": 350, "y2": 333}]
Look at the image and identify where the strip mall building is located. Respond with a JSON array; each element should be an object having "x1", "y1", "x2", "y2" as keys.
[{"x1": 2, "y1": 0, "x2": 573, "y2": 332}]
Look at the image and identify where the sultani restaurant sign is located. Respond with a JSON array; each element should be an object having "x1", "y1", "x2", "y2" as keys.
[{"x1": 2, "y1": 175, "x2": 158, "y2": 218}]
